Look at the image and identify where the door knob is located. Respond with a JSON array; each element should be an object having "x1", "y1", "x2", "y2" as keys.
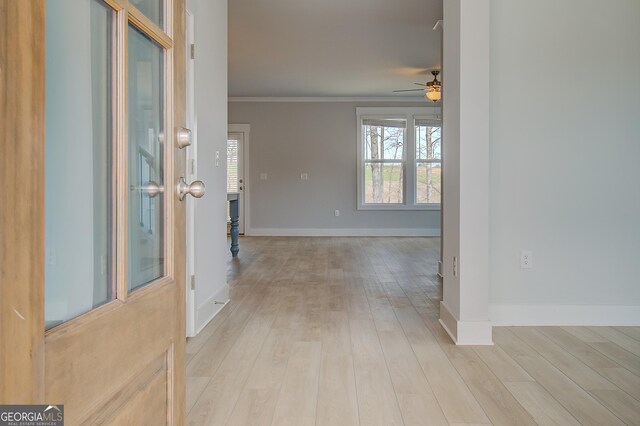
[
  {"x1": 176, "y1": 127, "x2": 192, "y2": 149},
  {"x1": 177, "y1": 177, "x2": 205, "y2": 200},
  {"x1": 138, "y1": 181, "x2": 164, "y2": 197}
]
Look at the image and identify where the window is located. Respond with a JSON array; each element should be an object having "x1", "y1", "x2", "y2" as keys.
[
  {"x1": 415, "y1": 119, "x2": 442, "y2": 204},
  {"x1": 363, "y1": 118, "x2": 406, "y2": 204},
  {"x1": 357, "y1": 107, "x2": 441, "y2": 210}
]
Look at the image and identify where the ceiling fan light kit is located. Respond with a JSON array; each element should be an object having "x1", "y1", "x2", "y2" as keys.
[
  {"x1": 393, "y1": 70, "x2": 442, "y2": 102},
  {"x1": 424, "y1": 70, "x2": 441, "y2": 102},
  {"x1": 425, "y1": 88, "x2": 441, "y2": 102}
]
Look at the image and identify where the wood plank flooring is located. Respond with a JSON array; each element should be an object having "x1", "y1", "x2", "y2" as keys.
[{"x1": 186, "y1": 237, "x2": 640, "y2": 425}]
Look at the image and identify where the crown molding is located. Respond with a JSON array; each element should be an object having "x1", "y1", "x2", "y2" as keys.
[{"x1": 228, "y1": 96, "x2": 436, "y2": 103}]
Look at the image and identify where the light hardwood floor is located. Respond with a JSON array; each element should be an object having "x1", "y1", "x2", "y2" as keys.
[{"x1": 186, "y1": 237, "x2": 640, "y2": 425}]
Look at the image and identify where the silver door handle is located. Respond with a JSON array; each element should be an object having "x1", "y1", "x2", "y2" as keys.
[
  {"x1": 137, "y1": 181, "x2": 164, "y2": 197},
  {"x1": 176, "y1": 127, "x2": 192, "y2": 149},
  {"x1": 177, "y1": 177, "x2": 205, "y2": 200}
]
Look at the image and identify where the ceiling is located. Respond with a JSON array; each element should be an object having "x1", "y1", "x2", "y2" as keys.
[{"x1": 228, "y1": 0, "x2": 443, "y2": 98}]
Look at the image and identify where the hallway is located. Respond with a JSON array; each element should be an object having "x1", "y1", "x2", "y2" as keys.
[{"x1": 185, "y1": 237, "x2": 640, "y2": 425}]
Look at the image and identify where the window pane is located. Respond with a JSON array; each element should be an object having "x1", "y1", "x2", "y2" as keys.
[
  {"x1": 130, "y1": 0, "x2": 163, "y2": 28},
  {"x1": 416, "y1": 123, "x2": 441, "y2": 160},
  {"x1": 45, "y1": 0, "x2": 114, "y2": 329},
  {"x1": 227, "y1": 138, "x2": 239, "y2": 192},
  {"x1": 363, "y1": 119, "x2": 406, "y2": 161},
  {"x1": 416, "y1": 162, "x2": 441, "y2": 204},
  {"x1": 128, "y1": 25, "x2": 165, "y2": 291},
  {"x1": 364, "y1": 162, "x2": 404, "y2": 204}
]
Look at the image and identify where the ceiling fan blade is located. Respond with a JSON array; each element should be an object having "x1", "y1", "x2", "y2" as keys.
[
  {"x1": 393, "y1": 89, "x2": 424, "y2": 92},
  {"x1": 414, "y1": 83, "x2": 427, "y2": 87}
]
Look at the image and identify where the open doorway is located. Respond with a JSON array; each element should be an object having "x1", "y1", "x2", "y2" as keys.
[{"x1": 227, "y1": 125, "x2": 250, "y2": 235}]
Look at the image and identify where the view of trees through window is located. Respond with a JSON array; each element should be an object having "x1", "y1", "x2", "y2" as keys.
[
  {"x1": 362, "y1": 117, "x2": 441, "y2": 206},
  {"x1": 416, "y1": 121, "x2": 441, "y2": 204},
  {"x1": 363, "y1": 119, "x2": 406, "y2": 204}
]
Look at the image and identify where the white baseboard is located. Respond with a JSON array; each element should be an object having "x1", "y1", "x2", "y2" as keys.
[
  {"x1": 439, "y1": 301, "x2": 493, "y2": 345},
  {"x1": 195, "y1": 284, "x2": 230, "y2": 335},
  {"x1": 246, "y1": 227, "x2": 440, "y2": 237},
  {"x1": 490, "y1": 304, "x2": 640, "y2": 326}
]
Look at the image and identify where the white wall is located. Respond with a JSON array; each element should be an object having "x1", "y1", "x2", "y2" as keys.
[
  {"x1": 228, "y1": 101, "x2": 441, "y2": 236},
  {"x1": 440, "y1": 0, "x2": 492, "y2": 345},
  {"x1": 488, "y1": 0, "x2": 640, "y2": 325},
  {"x1": 187, "y1": 0, "x2": 230, "y2": 332}
]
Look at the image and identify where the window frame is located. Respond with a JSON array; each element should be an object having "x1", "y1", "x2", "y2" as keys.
[{"x1": 356, "y1": 107, "x2": 441, "y2": 211}]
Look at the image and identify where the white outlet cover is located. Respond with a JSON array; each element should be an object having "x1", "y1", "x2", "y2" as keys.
[
  {"x1": 300, "y1": 173, "x2": 309, "y2": 180},
  {"x1": 260, "y1": 173, "x2": 267, "y2": 180}
]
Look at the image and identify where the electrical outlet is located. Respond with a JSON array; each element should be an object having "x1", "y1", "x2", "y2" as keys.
[
  {"x1": 300, "y1": 173, "x2": 309, "y2": 180},
  {"x1": 260, "y1": 173, "x2": 267, "y2": 180},
  {"x1": 334, "y1": 209, "x2": 340, "y2": 217},
  {"x1": 215, "y1": 151, "x2": 220, "y2": 167},
  {"x1": 520, "y1": 250, "x2": 533, "y2": 269},
  {"x1": 453, "y1": 256, "x2": 458, "y2": 277}
]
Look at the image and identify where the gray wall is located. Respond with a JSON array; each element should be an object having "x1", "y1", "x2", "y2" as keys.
[
  {"x1": 228, "y1": 101, "x2": 440, "y2": 235},
  {"x1": 488, "y1": 0, "x2": 640, "y2": 321}
]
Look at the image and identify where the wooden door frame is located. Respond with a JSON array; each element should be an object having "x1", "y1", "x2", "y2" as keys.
[{"x1": 0, "y1": 0, "x2": 46, "y2": 403}]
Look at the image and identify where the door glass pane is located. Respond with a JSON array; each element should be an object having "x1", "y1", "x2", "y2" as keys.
[
  {"x1": 227, "y1": 138, "x2": 239, "y2": 223},
  {"x1": 130, "y1": 0, "x2": 163, "y2": 28},
  {"x1": 128, "y1": 25, "x2": 165, "y2": 291},
  {"x1": 227, "y1": 138, "x2": 239, "y2": 193},
  {"x1": 45, "y1": 0, "x2": 114, "y2": 329}
]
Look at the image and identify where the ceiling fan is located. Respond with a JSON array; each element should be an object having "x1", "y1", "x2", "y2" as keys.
[{"x1": 393, "y1": 70, "x2": 441, "y2": 102}]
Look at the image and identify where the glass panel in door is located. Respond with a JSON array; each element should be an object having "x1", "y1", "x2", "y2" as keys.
[
  {"x1": 128, "y1": 25, "x2": 165, "y2": 291},
  {"x1": 227, "y1": 138, "x2": 239, "y2": 193},
  {"x1": 44, "y1": 0, "x2": 114, "y2": 329},
  {"x1": 129, "y1": 0, "x2": 164, "y2": 28}
]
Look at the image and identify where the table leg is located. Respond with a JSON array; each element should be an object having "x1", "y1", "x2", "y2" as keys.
[{"x1": 229, "y1": 199, "x2": 239, "y2": 257}]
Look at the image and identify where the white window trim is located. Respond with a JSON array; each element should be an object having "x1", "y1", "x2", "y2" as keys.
[{"x1": 356, "y1": 107, "x2": 441, "y2": 211}]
